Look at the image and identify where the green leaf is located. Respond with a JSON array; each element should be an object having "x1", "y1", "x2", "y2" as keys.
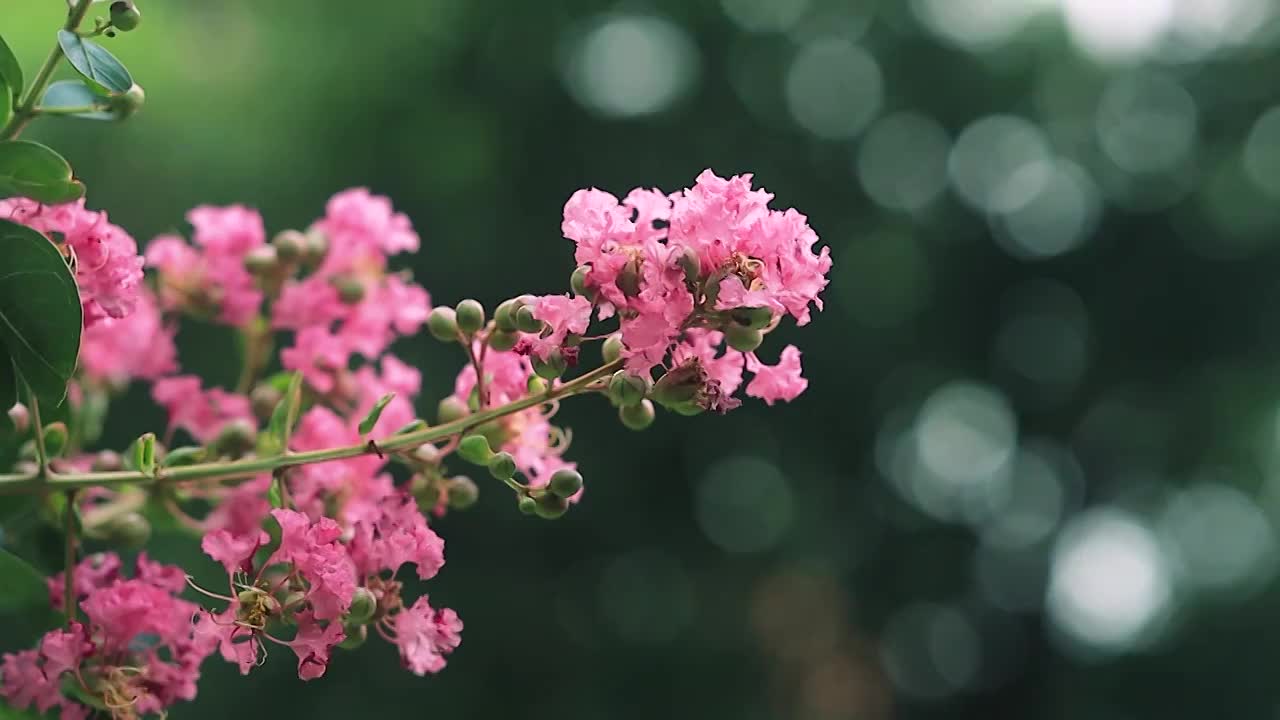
[
  {"x1": 0, "y1": 73, "x2": 11, "y2": 129},
  {"x1": 0, "y1": 140, "x2": 84, "y2": 204},
  {"x1": 0, "y1": 35, "x2": 22, "y2": 101},
  {"x1": 0, "y1": 695, "x2": 47, "y2": 719},
  {"x1": 0, "y1": 220, "x2": 82, "y2": 406},
  {"x1": 133, "y1": 432, "x2": 156, "y2": 476},
  {"x1": 41, "y1": 80, "x2": 114, "y2": 121},
  {"x1": 0, "y1": 546, "x2": 59, "y2": 649},
  {"x1": 161, "y1": 445, "x2": 206, "y2": 468},
  {"x1": 259, "y1": 371, "x2": 303, "y2": 456},
  {"x1": 358, "y1": 393, "x2": 396, "y2": 435},
  {"x1": 57, "y1": 30, "x2": 133, "y2": 95},
  {"x1": 268, "y1": 474, "x2": 284, "y2": 509},
  {"x1": 0, "y1": 345, "x2": 14, "y2": 411}
]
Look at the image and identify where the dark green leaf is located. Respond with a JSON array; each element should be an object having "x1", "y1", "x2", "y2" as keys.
[
  {"x1": 0, "y1": 140, "x2": 84, "y2": 203},
  {"x1": 161, "y1": 445, "x2": 206, "y2": 468},
  {"x1": 260, "y1": 371, "x2": 302, "y2": 456},
  {"x1": 0, "y1": 35, "x2": 22, "y2": 101},
  {"x1": 57, "y1": 30, "x2": 133, "y2": 95},
  {"x1": 0, "y1": 220, "x2": 82, "y2": 406},
  {"x1": 0, "y1": 73, "x2": 10, "y2": 129},
  {"x1": 358, "y1": 393, "x2": 396, "y2": 435},
  {"x1": 0, "y1": 545, "x2": 49, "y2": 614},
  {"x1": 41, "y1": 80, "x2": 114, "y2": 121},
  {"x1": 0, "y1": 345, "x2": 14, "y2": 412},
  {"x1": 0, "y1": 696, "x2": 47, "y2": 719}
]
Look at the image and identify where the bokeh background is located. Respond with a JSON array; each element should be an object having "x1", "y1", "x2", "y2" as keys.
[{"x1": 7, "y1": 0, "x2": 1280, "y2": 717}]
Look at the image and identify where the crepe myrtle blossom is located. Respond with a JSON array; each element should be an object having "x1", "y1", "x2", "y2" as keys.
[{"x1": 0, "y1": 170, "x2": 826, "y2": 715}]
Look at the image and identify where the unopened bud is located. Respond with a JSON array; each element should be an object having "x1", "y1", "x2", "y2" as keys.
[
  {"x1": 455, "y1": 299, "x2": 485, "y2": 334},
  {"x1": 676, "y1": 246, "x2": 701, "y2": 285},
  {"x1": 703, "y1": 274, "x2": 722, "y2": 307},
  {"x1": 724, "y1": 324, "x2": 763, "y2": 353},
  {"x1": 457, "y1": 434, "x2": 494, "y2": 465},
  {"x1": 570, "y1": 265, "x2": 592, "y2": 296},
  {"x1": 532, "y1": 350, "x2": 567, "y2": 380},
  {"x1": 652, "y1": 362, "x2": 703, "y2": 409},
  {"x1": 346, "y1": 587, "x2": 378, "y2": 625},
  {"x1": 413, "y1": 443, "x2": 441, "y2": 465},
  {"x1": 109, "y1": 1, "x2": 141, "y2": 31},
  {"x1": 105, "y1": 512, "x2": 151, "y2": 548},
  {"x1": 41, "y1": 422, "x2": 68, "y2": 457},
  {"x1": 602, "y1": 334, "x2": 625, "y2": 364},
  {"x1": 427, "y1": 307, "x2": 458, "y2": 342},
  {"x1": 730, "y1": 305, "x2": 774, "y2": 330},
  {"x1": 517, "y1": 495, "x2": 537, "y2": 515},
  {"x1": 607, "y1": 371, "x2": 648, "y2": 407},
  {"x1": 212, "y1": 419, "x2": 256, "y2": 456},
  {"x1": 617, "y1": 256, "x2": 643, "y2": 297},
  {"x1": 437, "y1": 396, "x2": 469, "y2": 424},
  {"x1": 535, "y1": 493, "x2": 570, "y2": 520},
  {"x1": 162, "y1": 446, "x2": 206, "y2": 468},
  {"x1": 251, "y1": 384, "x2": 282, "y2": 419},
  {"x1": 515, "y1": 305, "x2": 543, "y2": 334},
  {"x1": 494, "y1": 298, "x2": 520, "y2": 332},
  {"x1": 548, "y1": 468, "x2": 583, "y2": 499},
  {"x1": 338, "y1": 624, "x2": 368, "y2": 650},
  {"x1": 526, "y1": 376, "x2": 547, "y2": 395},
  {"x1": 447, "y1": 476, "x2": 479, "y2": 509},
  {"x1": 331, "y1": 276, "x2": 365, "y2": 305},
  {"x1": 305, "y1": 228, "x2": 328, "y2": 261},
  {"x1": 487, "y1": 451, "x2": 516, "y2": 480},
  {"x1": 7, "y1": 403, "x2": 28, "y2": 434},
  {"x1": 244, "y1": 245, "x2": 278, "y2": 274},
  {"x1": 488, "y1": 329, "x2": 518, "y2": 352},
  {"x1": 272, "y1": 229, "x2": 307, "y2": 261},
  {"x1": 91, "y1": 450, "x2": 122, "y2": 472},
  {"x1": 619, "y1": 399, "x2": 656, "y2": 430},
  {"x1": 108, "y1": 84, "x2": 144, "y2": 118}
]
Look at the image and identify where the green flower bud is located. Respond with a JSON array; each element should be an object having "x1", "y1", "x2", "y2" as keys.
[
  {"x1": 475, "y1": 418, "x2": 511, "y2": 449},
  {"x1": 607, "y1": 371, "x2": 648, "y2": 407},
  {"x1": 305, "y1": 228, "x2": 329, "y2": 261},
  {"x1": 41, "y1": 422, "x2": 68, "y2": 457},
  {"x1": 7, "y1": 404, "x2": 28, "y2": 434},
  {"x1": 109, "y1": 1, "x2": 141, "y2": 31},
  {"x1": 331, "y1": 276, "x2": 365, "y2": 305},
  {"x1": 346, "y1": 587, "x2": 378, "y2": 625},
  {"x1": 338, "y1": 624, "x2": 368, "y2": 650},
  {"x1": 515, "y1": 305, "x2": 544, "y2": 334},
  {"x1": 447, "y1": 476, "x2": 479, "y2": 510},
  {"x1": 488, "y1": 329, "x2": 518, "y2": 352},
  {"x1": 535, "y1": 493, "x2": 570, "y2": 520},
  {"x1": 651, "y1": 362, "x2": 703, "y2": 409},
  {"x1": 730, "y1": 305, "x2": 774, "y2": 330},
  {"x1": 532, "y1": 350, "x2": 567, "y2": 380},
  {"x1": 617, "y1": 256, "x2": 643, "y2": 297},
  {"x1": 703, "y1": 274, "x2": 722, "y2": 307},
  {"x1": 527, "y1": 376, "x2": 547, "y2": 395},
  {"x1": 107, "y1": 84, "x2": 145, "y2": 119},
  {"x1": 91, "y1": 450, "x2": 122, "y2": 472},
  {"x1": 457, "y1": 434, "x2": 494, "y2": 465},
  {"x1": 412, "y1": 443, "x2": 440, "y2": 465},
  {"x1": 724, "y1": 324, "x2": 763, "y2": 353},
  {"x1": 494, "y1": 298, "x2": 520, "y2": 332},
  {"x1": 272, "y1": 229, "x2": 307, "y2": 261},
  {"x1": 549, "y1": 468, "x2": 583, "y2": 498},
  {"x1": 437, "y1": 396, "x2": 470, "y2": 424},
  {"x1": 570, "y1": 265, "x2": 592, "y2": 296},
  {"x1": 212, "y1": 419, "x2": 256, "y2": 456},
  {"x1": 427, "y1": 307, "x2": 459, "y2": 342},
  {"x1": 517, "y1": 495, "x2": 538, "y2": 515},
  {"x1": 619, "y1": 399, "x2": 656, "y2": 430},
  {"x1": 105, "y1": 512, "x2": 151, "y2": 548},
  {"x1": 487, "y1": 451, "x2": 517, "y2": 480},
  {"x1": 243, "y1": 245, "x2": 278, "y2": 275},
  {"x1": 455, "y1": 299, "x2": 485, "y2": 334},
  {"x1": 162, "y1": 446, "x2": 206, "y2": 468},
  {"x1": 602, "y1": 334, "x2": 625, "y2": 364},
  {"x1": 250, "y1": 384, "x2": 282, "y2": 420},
  {"x1": 676, "y1": 246, "x2": 701, "y2": 285}
]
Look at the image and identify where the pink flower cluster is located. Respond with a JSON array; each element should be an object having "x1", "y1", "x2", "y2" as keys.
[
  {"x1": 146, "y1": 205, "x2": 266, "y2": 326},
  {"x1": 0, "y1": 198, "x2": 145, "y2": 327},
  {"x1": 2, "y1": 553, "x2": 213, "y2": 719}
]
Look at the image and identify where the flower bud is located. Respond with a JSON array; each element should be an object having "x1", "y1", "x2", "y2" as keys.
[
  {"x1": 427, "y1": 307, "x2": 459, "y2": 342},
  {"x1": 619, "y1": 399, "x2": 655, "y2": 430},
  {"x1": 703, "y1": 274, "x2": 722, "y2": 307},
  {"x1": 41, "y1": 422, "x2": 68, "y2": 457},
  {"x1": 724, "y1": 324, "x2": 763, "y2": 353},
  {"x1": 109, "y1": 1, "x2": 141, "y2": 31},
  {"x1": 607, "y1": 371, "x2": 648, "y2": 407},
  {"x1": 338, "y1": 624, "x2": 368, "y2": 650},
  {"x1": 488, "y1": 329, "x2": 518, "y2": 352},
  {"x1": 548, "y1": 468, "x2": 583, "y2": 499},
  {"x1": 617, "y1": 256, "x2": 643, "y2": 297},
  {"x1": 487, "y1": 451, "x2": 516, "y2": 480},
  {"x1": 535, "y1": 493, "x2": 570, "y2": 520},
  {"x1": 346, "y1": 587, "x2": 378, "y2": 625},
  {"x1": 730, "y1": 305, "x2": 773, "y2": 330},
  {"x1": 570, "y1": 265, "x2": 592, "y2": 296},
  {"x1": 517, "y1": 495, "x2": 537, "y2": 515},
  {"x1": 602, "y1": 334, "x2": 625, "y2": 364},
  {"x1": 212, "y1": 419, "x2": 256, "y2": 456},
  {"x1": 331, "y1": 276, "x2": 365, "y2": 305},
  {"x1": 676, "y1": 246, "x2": 701, "y2": 285},
  {"x1": 494, "y1": 298, "x2": 520, "y2": 332},
  {"x1": 162, "y1": 445, "x2": 206, "y2": 468},
  {"x1": 412, "y1": 443, "x2": 440, "y2": 465},
  {"x1": 651, "y1": 362, "x2": 702, "y2": 409},
  {"x1": 243, "y1": 245, "x2": 278, "y2": 275},
  {"x1": 527, "y1": 376, "x2": 547, "y2": 395},
  {"x1": 7, "y1": 403, "x2": 28, "y2": 434},
  {"x1": 532, "y1": 350, "x2": 567, "y2": 380},
  {"x1": 305, "y1": 228, "x2": 329, "y2": 261},
  {"x1": 457, "y1": 434, "x2": 494, "y2": 465},
  {"x1": 250, "y1": 384, "x2": 282, "y2": 419},
  {"x1": 272, "y1": 229, "x2": 307, "y2": 261},
  {"x1": 437, "y1": 396, "x2": 470, "y2": 424},
  {"x1": 455, "y1": 299, "x2": 485, "y2": 334},
  {"x1": 515, "y1": 305, "x2": 544, "y2": 334},
  {"x1": 447, "y1": 476, "x2": 479, "y2": 509},
  {"x1": 108, "y1": 84, "x2": 145, "y2": 118},
  {"x1": 91, "y1": 450, "x2": 122, "y2": 472},
  {"x1": 105, "y1": 512, "x2": 151, "y2": 548}
]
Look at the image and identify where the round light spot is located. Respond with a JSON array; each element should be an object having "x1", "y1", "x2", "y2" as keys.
[
  {"x1": 948, "y1": 116, "x2": 1051, "y2": 214},
  {"x1": 785, "y1": 38, "x2": 882, "y2": 140},
  {"x1": 721, "y1": 0, "x2": 811, "y2": 33},
  {"x1": 993, "y1": 159, "x2": 1101, "y2": 260},
  {"x1": 880, "y1": 604, "x2": 982, "y2": 700},
  {"x1": 698, "y1": 456, "x2": 793, "y2": 553},
  {"x1": 1242, "y1": 106, "x2": 1280, "y2": 198},
  {"x1": 983, "y1": 447, "x2": 1067, "y2": 548},
  {"x1": 563, "y1": 15, "x2": 699, "y2": 118},
  {"x1": 1096, "y1": 72, "x2": 1197, "y2": 175},
  {"x1": 856, "y1": 112, "x2": 951, "y2": 213},
  {"x1": 1047, "y1": 509, "x2": 1171, "y2": 652},
  {"x1": 994, "y1": 279, "x2": 1091, "y2": 391},
  {"x1": 916, "y1": 382, "x2": 1018, "y2": 487},
  {"x1": 1059, "y1": 0, "x2": 1175, "y2": 61},
  {"x1": 1159, "y1": 483, "x2": 1276, "y2": 593},
  {"x1": 910, "y1": 0, "x2": 1052, "y2": 50},
  {"x1": 598, "y1": 549, "x2": 696, "y2": 645}
]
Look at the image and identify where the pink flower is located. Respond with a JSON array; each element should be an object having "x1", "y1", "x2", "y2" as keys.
[
  {"x1": 268, "y1": 509, "x2": 358, "y2": 621},
  {"x1": 0, "y1": 198, "x2": 145, "y2": 327},
  {"x1": 521, "y1": 294, "x2": 592, "y2": 361},
  {"x1": 202, "y1": 528, "x2": 270, "y2": 575},
  {"x1": 151, "y1": 376, "x2": 254, "y2": 443},
  {"x1": 273, "y1": 276, "x2": 345, "y2": 330},
  {"x1": 348, "y1": 490, "x2": 445, "y2": 581},
  {"x1": 318, "y1": 187, "x2": 420, "y2": 262},
  {"x1": 1, "y1": 649, "x2": 63, "y2": 714},
  {"x1": 393, "y1": 596, "x2": 462, "y2": 676},
  {"x1": 280, "y1": 327, "x2": 350, "y2": 394},
  {"x1": 146, "y1": 204, "x2": 266, "y2": 326},
  {"x1": 289, "y1": 611, "x2": 345, "y2": 681},
  {"x1": 745, "y1": 345, "x2": 808, "y2": 405},
  {"x1": 204, "y1": 475, "x2": 272, "y2": 536},
  {"x1": 47, "y1": 552, "x2": 121, "y2": 612},
  {"x1": 79, "y1": 286, "x2": 176, "y2": 385},
  {"x1": 194, "y1": 609, "x2": 259, "y2": 675}
]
